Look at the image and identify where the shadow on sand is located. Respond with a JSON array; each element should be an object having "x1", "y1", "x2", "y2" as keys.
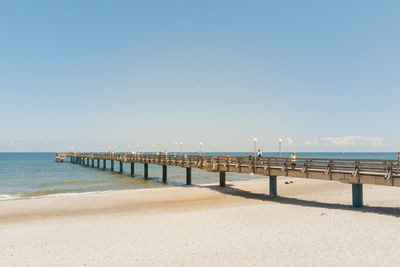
[{"x1": 201, "y1": 184, "x2": 400, "y2": 218}]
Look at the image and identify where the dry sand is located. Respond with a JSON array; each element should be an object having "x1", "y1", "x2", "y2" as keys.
[{"x1": 0, "y1": 177, "x2": 400, "y2": 266}]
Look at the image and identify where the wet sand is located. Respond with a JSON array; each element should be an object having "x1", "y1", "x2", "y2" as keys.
[{"x1": 1, "y1": 177, "x2": 400, "y2": 266}]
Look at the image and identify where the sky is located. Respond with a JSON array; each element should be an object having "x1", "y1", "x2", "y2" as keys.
[{"x1": 1, "y1": 0, "x2": 400, "y2": 152}]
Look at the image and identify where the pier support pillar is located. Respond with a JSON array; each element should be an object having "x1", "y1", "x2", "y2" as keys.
[
  {"x1": 219, "y1": 172, "x2": 226, "y2": 187},
  {"x1": 91, "y1": 159, "x2": 94, "y2": 167},
  {"x1": 269, "y1": 176, "x2": 277, "y2": 198},
  {"x1": 111, "y1": 160, "x2": 114, "y2": 171},
  {"x1": 103, "y1": 159, "x2": 106, "y2": 169},
  {"x1": 162, "y1": 165, "x2": 167, "y2": 183},
  {"x1": 144, "y1": 163, "x2": 148, "y2": 178},
  {"x1": 130, "y1": 163, "x2": 135, "y2": 177},
  {"x1": 186, "y1": 168, "x2": 192, "y2": 185},
  {"x1": 97, "y1": 159, "x2": 100, "y2": 168},
  {"x1": 119, "y1": 161, "x2": 123, "y2": 173},
  {"x1": 352, "y1": 184, "x2": 363, "y2": 208},
  {"x1": 87, "y1": 158, "x2": 90, "y2": 166}
]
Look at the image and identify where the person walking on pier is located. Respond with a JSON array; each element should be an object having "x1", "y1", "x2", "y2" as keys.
[
  {"x1": 290, "y1": 152, "x2": 297, "y2": 168},
  {"x1": 257, "y1": 150, "x2": 263, "y2": 159}
]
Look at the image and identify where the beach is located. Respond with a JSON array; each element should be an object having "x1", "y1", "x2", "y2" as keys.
[{"x1": 1, "y1": 177, "x2": 400, "y2": 266}]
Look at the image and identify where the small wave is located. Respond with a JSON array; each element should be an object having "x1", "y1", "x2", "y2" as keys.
[
  {"x1": 35, "y1": 179, "x2": 119, "y2": 188},
  {"x1": 0, "y1": 194, "x2": 21, "y2": 201},
  {"x1": 20, "y1": 188, "x2": 83, "y2": 198}
]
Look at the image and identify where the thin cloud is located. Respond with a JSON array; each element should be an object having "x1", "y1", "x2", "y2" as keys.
[
  {"x1": 302, "y1": 141, "x2": 314, "y2": 146},
  {"x1": 286, "y1": 137, "x2": 294, "y2": 146},
  {"x1": 320, "y1": 136, "x2": 384, "y2": 147}
]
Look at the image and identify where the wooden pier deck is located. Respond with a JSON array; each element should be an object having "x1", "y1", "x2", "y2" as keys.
[{"x1": 62, "y1": 152, "x2": 400, "y2": 208}]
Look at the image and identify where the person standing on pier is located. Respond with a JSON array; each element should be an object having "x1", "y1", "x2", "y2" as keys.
[
  {"x1": 290, "y1": 152, "x2": 297, "y2": 168},
  {"x1": 257, "y1": 149, "x2": 263, "y2": 159}
]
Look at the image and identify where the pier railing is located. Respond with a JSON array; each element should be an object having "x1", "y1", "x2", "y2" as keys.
[
  {"x1": 61, "y1": 152, "x2": 400, "y2": 208},
  {"x1": 63, "y1": 153, "x2": 399, "y2": 181}
]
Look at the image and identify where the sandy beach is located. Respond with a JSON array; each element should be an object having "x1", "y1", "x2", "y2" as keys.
[{"x1": 1, "y1": 177, "x2": 400, "y2": 266}]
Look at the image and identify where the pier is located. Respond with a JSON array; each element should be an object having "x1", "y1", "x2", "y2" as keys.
[{"x1": 61, "y1": 152, "x2": 400, "y2": 208}]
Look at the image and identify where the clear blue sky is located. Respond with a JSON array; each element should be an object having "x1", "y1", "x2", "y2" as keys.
[{"x1": 1, "y1": 0, "x2": 399, "y2": 152}]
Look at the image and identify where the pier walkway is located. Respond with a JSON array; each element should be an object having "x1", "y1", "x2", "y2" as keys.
[{"x1": 59, "y1": 152, "x2": 400, "y2": 208}]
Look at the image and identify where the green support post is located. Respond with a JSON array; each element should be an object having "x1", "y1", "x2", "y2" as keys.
[
  {"x1": 111, "y1": 160, "x2": 114, "y2": 171},
  {"x1": 119, "y1": 161, "x2": 123, "y2": 173},
  {"x1": 186, "y1": 168, "x2": 192, "y2": 185},
  {"x1": 163, "y1": 165, "x2": 167, "y2": 183},
  {"x1": 130, "y1": 163, "x2": 135, "y2": 177},
  {"x1": 219, "y1": 172, "x2": 226, "y2": 187},
  {"x1": 269, "y1": 176, "x2": 277, "y2": 197},
  {"x1": 144, "y1": 163, "x2": 148, "y2": 178},
  {"x1": 352, "y1": 184, "x2": 363, "y2": 208},
  {"x1": 103, "y1": 159, "x2": 106, "y2": 169}
]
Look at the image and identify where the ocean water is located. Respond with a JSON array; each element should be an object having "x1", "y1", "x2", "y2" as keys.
[{"x1": 0, "y1": 152, "x2": 397, "y2": 200}]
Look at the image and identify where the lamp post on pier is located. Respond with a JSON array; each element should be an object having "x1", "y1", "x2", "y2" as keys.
[
  {"x1": 278, "y1": 138, "x2": 283, "y2": 157},
  {"x1": 179, "y1": 142, "x2": 183, "y2": 155},
  {"x1": 199, "y1": 142, "x2": 203, "y2": 156},
  {"x1": 252, "y1": 138, "x2": 257, "y2": 158}
]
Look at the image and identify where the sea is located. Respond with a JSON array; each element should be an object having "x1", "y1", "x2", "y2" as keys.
[{"x1": 0, "y1": 152, "x2": 398, "y2": 200}]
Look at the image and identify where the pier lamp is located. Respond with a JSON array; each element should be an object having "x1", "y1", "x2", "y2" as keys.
[
  {"x1": 278, "y1": 138, "x2": 283, "y2": 157},
  {"x1": 199, "y1": 142, "x2": 203, "y2": 156},
  {"x1": 179, "y1": 142, "x2": 183, "y2": 154},
  {"x1": 252, "y1": 138, "x2": 257, "y2": 158}
]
